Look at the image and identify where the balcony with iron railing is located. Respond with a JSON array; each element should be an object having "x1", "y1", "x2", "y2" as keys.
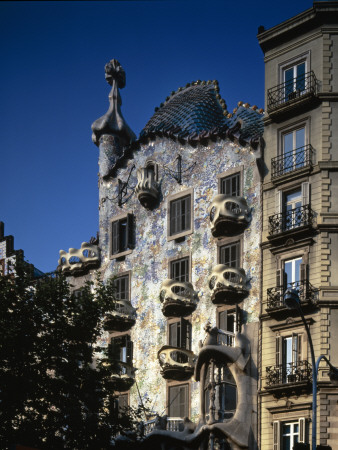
[
  {"x1": 267, "y1": 71, "x2": 319, "y2": 120},
  {"x1": 158, "y1": 346, "x2": 195, "y2": 381},
  {"x1": 266, "y1": 280, "x2": 317, "y2": 316},
  {"x1": 271, "y1": 144, "x2": 314, "y2": 181},
  {"x1": 268, "y1": 205, "x2": 315, "y2": 242},
  {"x1": 265, "y1": 360, "x2": 312, "y2": 396}
]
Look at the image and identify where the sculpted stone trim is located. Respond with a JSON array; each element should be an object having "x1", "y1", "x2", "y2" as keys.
[
  {"x1": 208, "y1": 265, "x2": 248, "y2": 305},
  {"x1": 160, "y1": 279, "x2": 198, "y2": 317},
  {"x1": 209, "y1": 195, "x2": 251, "y2": 237},
  {"x1": 58, "y1": 242, "x2": 100, "y2": 275},
  {"x1": 158, "y1": 346, "x2": 196, "y2": 381},
  {"x1": 104, "y1": 300, "x2": 137, "y2": 332}
]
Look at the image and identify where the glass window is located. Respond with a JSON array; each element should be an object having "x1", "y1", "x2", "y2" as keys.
[
  {"x1": 169, "y1": 384, "x2": 189, "y2": 418},
  {"x1": 284, "y1": 61, "x2": 306, "y2": 100},
  {"x1": 219, "y1": 242, "x2": 240, "y2": 267},
  {"x1": 284, "y1": 190, "x2": 302, "y2": 230},
  {"x1": 282, "y1": 422, "x2": 299, "y2": 450},
  {"x1": 114, "y1": 275, "x2": 129, "y2": 301},
  {"x1": 111, "y1": 214, "x2": 134, "y2": 256},
  {"x1": 220, "y1": 173, "x2": 240, "y2": 196},
  {"x1": 282, "y1": 127, "x2": 306, "y2": 173},
  {"x1": 169, "y1": 319, "x2": 191, "y2": 350},
  {"x1": 284, "y1": 257, "x2": 302, "y2": 286},
  {"x1": 170, "y1": 195, "x2": 191, "y2": 236},
  {"x1": 170, "y1": 257, "x2": 189, "y2": 282}
]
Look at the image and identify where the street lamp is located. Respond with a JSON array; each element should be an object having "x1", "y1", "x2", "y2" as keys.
[{"x1": 284, "y1": 289, "x2": 338, "y2": 450}]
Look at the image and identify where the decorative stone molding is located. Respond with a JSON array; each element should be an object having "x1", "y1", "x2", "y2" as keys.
[
  {"x1": 135, "y1": 166, "x2": 160, "y2": 208},
  {"x1": 58, "y1": 242, "x2": 100, "y2": 275},
  {"x1": 158, "y1": 346, "x2": 195, "y2": 381},
  {"x1": 104, "y1": 300, "x2": 137, "y2": 332},
  {"x1": 208, "y1": 265, "x2": 248, "y2": 304},
  {"x1": 209, "y1": 194, "x2": 250, "y2": 237},
  {"x1": 159, "y1": 279, "x2": 198, "y2": 317}
]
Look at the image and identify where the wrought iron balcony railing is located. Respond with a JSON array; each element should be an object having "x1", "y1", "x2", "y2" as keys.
[
  {"x1": 144, "y1": 417, "x2": 184, "y2": 435},
  {"x1": 271, "y1": 144, "x2": 314, "y2": 179},
  {"x1": 268, "y1": 204, "x2": 314, "y2": 236},
  {"x1": 267, "y1": 71, "x2": 318, "y2": 112},
  {"x1": 266, "y1": 360, "x2": 312, "y2": 386},
  {"x1": 267, "y1": 280, "x2": 317, "y2": 310}
]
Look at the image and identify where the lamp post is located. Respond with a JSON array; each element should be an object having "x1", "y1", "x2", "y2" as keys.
[{"x1": 284, "y1": 289, "x2": 338, "y2": 450}]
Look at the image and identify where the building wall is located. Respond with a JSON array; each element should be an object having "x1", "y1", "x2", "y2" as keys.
[
  {"x1": 259, "y1": 5, "x2": 338, "y2": 449},
  {"x1": 98, "y1": 136, "x2": 261, "y2": 424}
]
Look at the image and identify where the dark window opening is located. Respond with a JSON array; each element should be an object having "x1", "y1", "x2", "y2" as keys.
[{"x1": 111, "y1": 214, "x2": 134, "y2": 256}]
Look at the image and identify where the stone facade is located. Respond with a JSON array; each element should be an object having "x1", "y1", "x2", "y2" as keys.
[{"x1": 258, "y1": 3, "x2": 338, "y2": 449}]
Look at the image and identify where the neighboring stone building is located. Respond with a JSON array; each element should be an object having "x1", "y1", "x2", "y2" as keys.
[
  {"x1": 258, "y1": 2, "x2": 338, "y2": 449},
  {"x1": 0, "y1": 221, "x2": 43, "y2": 278}
]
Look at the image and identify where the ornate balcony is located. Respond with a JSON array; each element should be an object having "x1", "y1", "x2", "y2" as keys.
[
  {"x1": 135, "y1": 167, "x2": 160, "y2": 209},
  {"x1": 103, "y1": 300, "x2": 137, "y2": 332},
  {"x1": 265, "y1": 360, "x2": 312, "y2": 396},
  {"x1": 266, "y1": 280, "x2": 318, "y2": 316},
  {"x1": 110, "y1": 361, "x2": 136, "y2": 391},
  {"x1": 209, "y1": 195, "x2": 250, "y2": 237},
  {"x1": 158, "y1": 345, "x2": 195, "y2": 381},
  {"x1": 267, "y1": 71, "x2": 319, "y2": 121},
  {"x1": 208, "y1": 265, "x2": 248, "y2": 305},
  {"x1": 271, "y1": 144, "x2": 314, "y2": 181},
  {"x1": 144, "y1": 417, "x2": 184, "y2": 435},
  {"x1": 268, "y1": 205, "x2": 315, "y2": 243},
  {"x1": 59, "y1": 242, "x2": 100, "y2": 275},
  {"x1": 160, "y1": 279, "x2": 198, "y2": 317}
]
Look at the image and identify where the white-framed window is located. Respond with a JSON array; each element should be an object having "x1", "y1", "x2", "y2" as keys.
[
  {"x1": 273, "y1": 418, "x2": 306, "y2": 450},
  {"x1": 275, "y1": 182, "x2": 310, "y2": 232},
  {"x1": 282, "y1": 126, "x2": 307, "y2": 174},
  {"x1": 275, "y1": 333, "x2": 303, "y2": 383},
  {"x1": 279, "y1": 53, "x2": 310, "y2": 102}
]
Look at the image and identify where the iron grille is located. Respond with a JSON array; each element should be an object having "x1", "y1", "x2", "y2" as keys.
[
  {"x1": 271, "y1": 144, "x2": 313, "y2": 179},
  {"x1": 267, "y1": 280, "x2": 317, "y2": 310},
  {"x1": 268, "y1": 204, "x2": 314, "y2": 236},
  {"x1": 267, "y1": 71, "x2": 318, "y2": 112},
  {"x1": 266, "y1": 360, "x2": 312, "y2": 386}
]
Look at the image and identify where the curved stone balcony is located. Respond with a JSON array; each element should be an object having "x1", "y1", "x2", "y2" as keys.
[
  {"x1": 208, "y1": 265, "x2": 248, "y2": 304},
  {"x1": 159, "y1": 279, "x2": 198, "y2": 317},
  {"x1": 158, "y1": 345, "x2": 195, "y2": 381},
  {"x1": 135, "y1": 167, "x2": 160, "y2": 209},
  {"x1": 110, "y1": 361, "x2": 136, "y2": 391},
  {"x1": 103, "y1": 300, "x2": 137, "y2": 332},
  {"x1": 58, "y1": 242, "x2": 100, "y2": 275},
  {"x1": 209, "y1": 195, "x2": 250, "y2": 237}
]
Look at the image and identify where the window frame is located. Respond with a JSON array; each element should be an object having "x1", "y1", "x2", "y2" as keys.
[
  {"x1": 167, "y1": 383, "x2": 190, "y2": 419},
  {"x1": 109, "y1": 212, "x2": 134, "y2": 259},
  {"x1": 169, "y1": 256, "x2": 191, "y2": 283},
  {"x1": 217, "y1": 167, "x2": 243, "y2": 196},
  {"x1": 113, "y1": 271, "x2": 131, "y2": 303},
  {"x1": 278, "y1": 51, "x2": 311, "y2": 98},
  {"x1": 273, "y1": 417, "x2": 307, "y2": 450},
  {"x1": 167, "y1": 317, "x2": 192, "y2": 351},
  {"x1": 109, "y1": 332, "x2": 133, "y2": 366},
  {"x1": 167, "y1": 188, "x2": 194, "y2": 241},
  {"x1": 217, "y1": 236, "x2": 242, "y2": 266}
]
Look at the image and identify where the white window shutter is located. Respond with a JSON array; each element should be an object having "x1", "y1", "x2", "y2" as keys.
[
  {"x1": 301, "y1": 182, "x2": 310, "y2": 206},
  {"x1": 273, "y1": 420, "x2": 281, "y2": 450},
  {"x1": 275, "y1": 190, "x2": 283, "y2": 214},
  {"x1": 298, "y1": 417, "x2": 306, "y2": 443}
]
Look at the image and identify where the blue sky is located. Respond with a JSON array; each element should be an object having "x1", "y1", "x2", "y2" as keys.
[{"x1": 1, "y1": 0, "x2": 314, "y2": 272}]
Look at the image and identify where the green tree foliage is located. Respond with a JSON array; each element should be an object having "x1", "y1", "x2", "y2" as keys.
[{"x1": 0, "y1": 261, "x2": 147, "y2": 449}]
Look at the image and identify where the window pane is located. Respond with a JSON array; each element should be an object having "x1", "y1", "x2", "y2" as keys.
[
  {"x1": 114, "y1": 275, "x2": 129, "y2": 301},
  {"x1": 171, "y1": 257, "x2": 189, "y2": 282},
  {"x1": 220, "y1": 242, "x2": 239, "y2": 267},
  {"x1": 120, "y1": 219, "x2": 127, "y2": 251},
  {"x1": 283, "y1": 132, "x2": 293, "y2": 154},
  {"x1": 295, "y1": 128, "x2": 305, "y2": 149},
  {"x1": 169, "y1": 385, "x2": 188, "y2": 418},
  {"x1": 296, "y1": 63, "x2": 306, "y2": 91},
  {"x1": 170, "y1": 196, "x2": 191, "y2": 236},
  {"x1": 221, "y1": 173, "x2": 240, "y2": 196}
]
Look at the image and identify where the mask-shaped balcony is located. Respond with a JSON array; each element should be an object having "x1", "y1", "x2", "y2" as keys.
[
  {"x1": 103, "y1": 300, "x2": 137, "y2": 332},
  {"x1": 160, "y1": 279, "x2": 198, "y2": 317},
  {"x1": 209, "y1": 195, "x2": 250, "y2": 237},
  {"x1": 59, "y1": 242, "x2": 100, "y2": 275},
  {"x1": 110, "y1": 361, "x2": 136, "y2": 391},
  {"x1": 135, "y1": 166, "x2": 160, "y2": 209},
  {"x1": 209, "y1": 265, "x2": 248, "y2": 305},
  {"x1": 158, "y1": 346, "x2": 195, "y2": 381}
]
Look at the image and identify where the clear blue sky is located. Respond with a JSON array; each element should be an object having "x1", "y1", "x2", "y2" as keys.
[{"x1": 1, "y1": 0, "x2": 314, "y2": 272}]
